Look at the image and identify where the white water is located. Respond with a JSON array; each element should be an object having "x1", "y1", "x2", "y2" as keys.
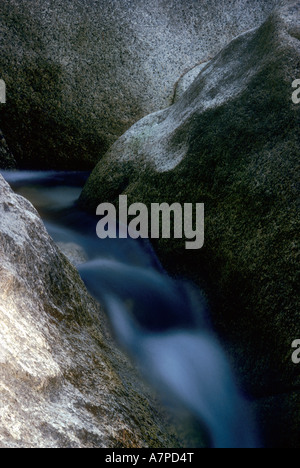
[{"x1": 1, "y1": 170, "x2": 259, "y2": 448}]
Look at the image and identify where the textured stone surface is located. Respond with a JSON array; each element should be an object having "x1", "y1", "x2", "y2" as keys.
[
  {"x1": 80, "y1": 2, "x2": 300, "y2": 447},
  {"x1": 0, "y1": 174, "x2": 179, "y2": 448},
  {"x1": 56, "y1": 242, "x2": 89, "y2": 267},
  {"x1": 0, "y1": 0, "x2": 280, "y2": 169},
  {"x1": 173, "y1": 62, "x2": 211, "y2": 104},
  {"x1": 0, "y1": 130, "x2": 15, "y2": 169}
]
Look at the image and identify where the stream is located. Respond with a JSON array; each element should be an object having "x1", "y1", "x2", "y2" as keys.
[{"x1": 1, "y1": 170, "x2": 258, "y2": 449}]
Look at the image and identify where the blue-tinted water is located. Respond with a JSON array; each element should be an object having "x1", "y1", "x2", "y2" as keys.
[{"x1": 1, "y1": 170, "x2": 258, "y2": 448}]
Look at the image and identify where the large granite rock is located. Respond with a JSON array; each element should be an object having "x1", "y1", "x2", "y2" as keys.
[
  {"x1": 0, "y1": 0, "x2": 280, "y2": 169},
  {"x1": 80, "y1": 2, "x2": 300, "y2": 448},
  {"x1": 0, "y1": 174, "x2": 180, "y2": 448}
]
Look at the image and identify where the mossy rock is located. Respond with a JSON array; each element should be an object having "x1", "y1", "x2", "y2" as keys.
[{"x1": 80, "y1": 3, "x2": 300, "y2": 447}]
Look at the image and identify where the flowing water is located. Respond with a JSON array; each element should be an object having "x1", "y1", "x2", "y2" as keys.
[{"x1": 1, "y1": 170, "x2": 259, "y2": 448}]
